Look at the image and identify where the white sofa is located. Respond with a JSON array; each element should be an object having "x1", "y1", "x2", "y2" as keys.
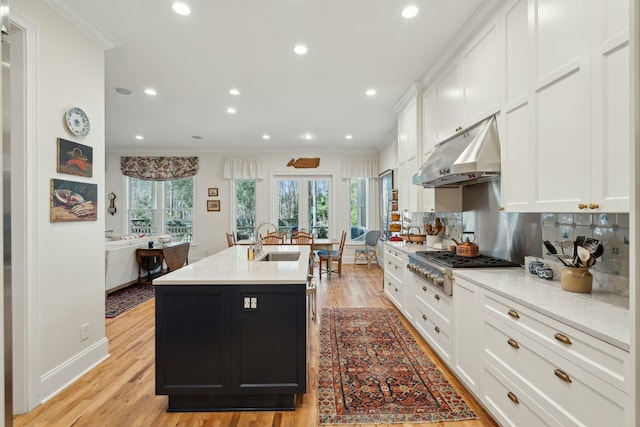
[{"x1": 105, "y1": 234, "x2": 179, "y2": 293}]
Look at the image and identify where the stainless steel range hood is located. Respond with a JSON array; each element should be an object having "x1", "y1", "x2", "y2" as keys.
[{"x1": 413, "y1": 115, "x2": 501, "y2": 188}]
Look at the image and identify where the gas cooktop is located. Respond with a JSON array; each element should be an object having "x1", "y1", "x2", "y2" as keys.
[{"x1": 413, "y1": 251, "x2": 521, "y2": 269}]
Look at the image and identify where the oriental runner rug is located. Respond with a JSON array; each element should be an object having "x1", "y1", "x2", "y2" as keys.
[
  {"x1": 105, "y1": 284, "x2": 155, "y2": 318},
  {"x1": 318, "y1": 307, "x2": 477, "y2": 425}
]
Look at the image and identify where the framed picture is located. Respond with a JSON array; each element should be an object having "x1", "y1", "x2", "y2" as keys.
[
  {"x1": 57, "y1": 138, "x2": 93, "y2": 177},
  {"x1": 208, "y1": 187, "x2": 218, "y2": 197},
  {"x1": 50, "y1": 178, "x2": 98, "y2": 222},
  {"x1": 207, "y1": 200, "x2": 220, "y2": 212}
]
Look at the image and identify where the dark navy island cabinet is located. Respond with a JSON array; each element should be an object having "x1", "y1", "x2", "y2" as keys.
[{"x1": 154, "y1": 284, "x2": 307, "y2": 412}]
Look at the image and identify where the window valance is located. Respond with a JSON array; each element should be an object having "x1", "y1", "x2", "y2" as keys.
[
  {"x1": 222, "y1": 158, "x2": 264, "y2": 180},
  {"x1": 341, "y1": 158, "x2": 378, "y2": 179},
  {"x1": 120, "y1": 156, "x2": 199, "y2": 180}
]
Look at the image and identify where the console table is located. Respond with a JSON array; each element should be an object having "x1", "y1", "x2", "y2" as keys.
[{"x1": 136, "y1": 242, "x2": 190, "y2": 284}]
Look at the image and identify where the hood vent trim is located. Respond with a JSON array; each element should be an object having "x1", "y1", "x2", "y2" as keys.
[{"x1": 413, "y1": 115, "x2": 501, "y2": 188}]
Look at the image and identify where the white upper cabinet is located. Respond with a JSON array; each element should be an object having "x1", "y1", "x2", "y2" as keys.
[
  {"x1": 422, "y1": 87, "x2": 438, "y2": 158},
  {"x1": 397, "y1": 97, "x2": 418, "y2": 163},
  {"x1": 589, "y1": 0, "x2": 630, "y2": 212},
  {"x1": 500, "y1": 0, "x2": 630, "y2": 212},
  {"x1": 395, "y1": 83, "x2": 422, "y2": 212},
  {"x1": 435, "y1": 63, "x2": 463, "y2": 142},
  {"x1": 461, "y1": 19, "x2": 501, "y2": 127}
]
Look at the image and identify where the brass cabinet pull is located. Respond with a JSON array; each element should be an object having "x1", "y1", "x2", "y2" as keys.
[
  {"x1": 554, "y1": 332, "x2": 572, "y2": 345},
  {"x1": 499, "y1": 206, "x2": 505, "y2": 211},
  {"x1": 507, "y1": 338, "x2": 520, "y2": 349},
  {"x1": 554, "y1": 368, "x2": 572, "y2": 383},
  {"x1": 434, "y1": 294, "x2": 440, "y2": 301},
  {"x1": 589, "y1": 203, "x2": 600, "y2": 209},
  {"x1": 422, "y1": 286, "x2": 427, "y2": 292},
  {"x1": 507, "y1": 309, "x2": 520, "y2": 319},
  {"x1": 578, "y1": 203, "x2": 588, "y2": 209},
  {"x1": 434, "y1": 326, "x2": 440, "y2": 333},
  {"x1": 395, "y1": 288, "x2": 398, "y2": 292},
  {"x1": 422, "y1": 314, "x2": 427, "y2": 321},
  {"x1": 507, "y1": 391, "x2": 519, "y2": 404}
]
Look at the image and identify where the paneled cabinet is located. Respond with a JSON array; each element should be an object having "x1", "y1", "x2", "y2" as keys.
[
  {"x1": 500, "y1": 0, "x2": 630, "y2": 212},
  {"x1": 395, "y1": 84, "x2": 422, "y2": 212},
  {"x1": 383, "y1": 245, "x2": 406, "y2": 311}
]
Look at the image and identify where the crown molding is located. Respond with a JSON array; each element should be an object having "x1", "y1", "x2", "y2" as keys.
[{"x1": 44, "y1": 0, "x2": 120, "y2": 49}]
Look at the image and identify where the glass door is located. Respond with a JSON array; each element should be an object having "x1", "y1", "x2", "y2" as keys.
[{"x1": 275, "y1": 176, "x2": 330, "y2": 238}]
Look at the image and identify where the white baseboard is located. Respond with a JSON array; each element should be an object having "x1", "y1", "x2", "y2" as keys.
[{"x1": 39, "y1": 337, "x2": 110, "y2": 404}]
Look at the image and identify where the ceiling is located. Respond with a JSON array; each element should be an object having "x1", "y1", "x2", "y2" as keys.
[{"x1": 51, "y1": 0, "x2": 489, "y2": 151}]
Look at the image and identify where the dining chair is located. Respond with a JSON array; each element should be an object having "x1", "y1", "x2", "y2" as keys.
[
  {"x1": 262, "y1": 231, "x2": 284, "y2": 245},
  {"x1": 226, "y1": 232, "x2": 236, "y2": 247},
  {"x1": 306, "y1": 274, "x2": 317, "y2": 323},
  {"x1": 292, "y1": 231, "x2": 315, "y2": 275},
  {"x1": 318, "y1": 230, "x2": 347, "y2": 279},
  {"x1": 353, "y1": 230, "x2": 381, "y2": 268}
]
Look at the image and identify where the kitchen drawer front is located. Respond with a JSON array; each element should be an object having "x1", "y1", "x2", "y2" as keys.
[
  {"x1": 413, "y1": 278, "x2": 452, "y2": 336},
  {"x1": 384, "y1": 272, "x2": 404, "y2": 310},
  {"x1": 480, "y1": 358, "x2": 559, "y2": 427},
  {"x1": 482, "y1": 291, "x2": 628, "y2": 393},
  {"x1": 384, "y1": 250, "x2": 406, "y2": 278},
  {"x1": 414, "y1": 302, "x2": 451, "y2": 363},
  {"x1": 483, "y1": 314, "x2": 626, "y2": 427}
]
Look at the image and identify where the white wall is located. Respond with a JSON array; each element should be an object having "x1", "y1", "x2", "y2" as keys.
[
  {"x1": 12, "y1": 0, "x2": 108, "y2": 409},
  {"x1": 106, "y1": 149, "x2": 379, "y2": 259}
]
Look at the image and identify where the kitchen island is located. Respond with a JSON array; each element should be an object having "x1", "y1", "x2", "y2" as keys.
[{"x1": 153, "y1": 245, "x2": 311, "y2": 412}]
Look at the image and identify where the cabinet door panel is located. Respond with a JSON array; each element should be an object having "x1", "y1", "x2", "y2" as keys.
[
  {"x1": 504, "y1": 0, "x2": 529, "y2": 106},
  {"x1": 436, "y1": 63, "x2": 463, "y2": 141},
  {"x1": 501, "y1": 103, "x2": 532, "y2": 210},
  {"x1": 156, "y1": 287, "x2": 230, "y2": 393},
  {"x1": 422, "y1": 87, "x2": 437, "y2": 157},
  {"x1": 233, "y1": 287, "x2": 305, "y2": 392},
  {"x1": 536, "y1": 0, "x2": 583, "y2": 80}
]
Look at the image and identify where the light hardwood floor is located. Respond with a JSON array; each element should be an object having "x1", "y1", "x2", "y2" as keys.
[{"x1": 14, "y1": 265, "x2": 498, "y2": 427}]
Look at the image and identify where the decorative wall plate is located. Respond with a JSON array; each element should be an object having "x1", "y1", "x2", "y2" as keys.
[{"x1": 65, "y1": 107, "x2": 90, "y2": 137}]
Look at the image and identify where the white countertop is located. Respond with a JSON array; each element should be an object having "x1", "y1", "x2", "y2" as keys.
[
  {"x1": 384, "y1": 240, "x2": 448, "y2": 254},
  {"x1": 153, "y1": 245, "x2": 311, "y2": 285},
  {"x1": 454, "y1": 268, "x2": 630, "y2": 351}
]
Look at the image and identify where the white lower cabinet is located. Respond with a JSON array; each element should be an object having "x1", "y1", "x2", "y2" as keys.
[
  {"x1": 478, "y1": 287, "x2": 630, "y2": 426},
  {"x1": 383, "y1": 245, "x2": 406, "y2": 311},
  {"x1": 452, "y1": 276, "x2": 480, "y2": 395}
]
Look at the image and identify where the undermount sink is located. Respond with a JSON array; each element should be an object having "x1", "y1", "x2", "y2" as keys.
[{"x1": 258, "y1": 251, "x2": 301, "y2": 262}]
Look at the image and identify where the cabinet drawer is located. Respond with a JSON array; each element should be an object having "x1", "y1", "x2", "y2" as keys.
[
  {"x1": 480, "y1": 359, "x2": 557, "y2": 427},
  {"x1": 483, "y1": 315, "x2": 626, "y2": 427},
  {"x1": 384, "y1": 251, "x2": 406, "y2": 275},
  {"x1": 414, "y1": 303, "x2": 451, "y2": 363},
  {"x1": 413, "y1": 277, "x2": 452, "y2": 336},
  {"x1": 384, "y1": 272, "x2": 403, "y2": 310},
  {"x1": 482, "y1": 291, "x2": 628, "y2": 393}
]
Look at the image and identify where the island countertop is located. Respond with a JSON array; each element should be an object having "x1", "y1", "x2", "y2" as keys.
[{"x1": 153, "y1": 245, "x2": 311, "y2": 285}]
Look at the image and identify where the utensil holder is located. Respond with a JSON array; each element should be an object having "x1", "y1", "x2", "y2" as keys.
[{"x1": 560, "y1": 267, "x2": 592, "y2": 293}]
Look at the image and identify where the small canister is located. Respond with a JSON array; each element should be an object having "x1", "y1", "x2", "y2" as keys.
[
  {"x1": 248, "y1": 245, "x2": 255, "y2": 260},
  {"x1": 537, "y1": 267, "x2": 554, "y2": 280},
  {"x1": 529, "y1": 260, "x2": 544, "y2": 275}
]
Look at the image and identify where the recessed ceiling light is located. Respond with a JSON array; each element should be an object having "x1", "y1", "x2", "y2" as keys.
[
  {"x1": 366, "y1": 89, "x2": 377, "y2": 96},
  {"x1": 192, "y1": 135, "x2": 203, "y2": 140},
  {"x1": 144, "y1": 88, "x2": 157, "y2": 96},
  {"x1": 229, "y1": 88, "x2": 240, "y2": 95},
  {"x1": 115, "y1": 87, "x2": 133, "y2": 95},
  {"x1": 293, "y1": 44, "x2": 308, "y2": 55},
  {"x1": 226, "y1": 107, "x2": 237, "y2": 114},
  {"x1": 172, "y1": 2, "x2": 191, "y2": 16},
  {"x1": 345, "y1": 134, "x2": 353, "y2": 140},
  {"x1": 302, "y1": 133, "x2": 315, "y2": 140},
  {"x1": 135, "y1": 135, "x2": 144, "y2": 140},
  {"x1": 401, "y1": 5, "x2": 419, "y2": 19},
  {"x1": 262, "y1": 134, "x2": 270, "y2": 140}
]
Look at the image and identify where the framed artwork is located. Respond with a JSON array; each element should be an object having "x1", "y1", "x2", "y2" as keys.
[
  {"x1": 57, "y1": 138, "x2": 93, "y2": 177},
  {"x1": 50, "y1": 178, "x2": 98, "y2": 222},
  {"x1": 207, "y1": 200, "x2": 220, "y2": 212},
  {"x1": 208, "y1": 187, "x2": 218, "y2": 197}
]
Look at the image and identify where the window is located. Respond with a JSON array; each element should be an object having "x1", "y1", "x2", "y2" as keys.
[
  {"x1": 127, "y1": 177, "x2": 193, "y2": 241},
  {"x1": 235, "y1": 179, "x2": 256, "y2": 240},
  {"x1": 274, "y1": 176, "x2": 330, "y2": 238},
  {"x1": 350, "y1": 178, "x2": 369, "y2": 241}
]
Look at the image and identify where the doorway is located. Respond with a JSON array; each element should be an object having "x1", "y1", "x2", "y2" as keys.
[{"x1": 273, "y1": 175, "x2": 332, "y2": 238}]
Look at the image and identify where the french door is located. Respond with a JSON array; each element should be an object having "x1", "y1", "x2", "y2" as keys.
[{"x1": 274, "y1": 175, "x2": 331, "y2": 238}]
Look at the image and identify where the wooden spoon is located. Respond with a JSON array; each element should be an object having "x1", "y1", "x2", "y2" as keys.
[{"x1": 577, "y1": 246, "x2": 591, "y2": 268}]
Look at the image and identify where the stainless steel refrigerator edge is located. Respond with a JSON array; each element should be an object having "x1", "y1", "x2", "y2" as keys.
[
  {"x1": 461, "y1": 179, "x2": 542, "y2": 264},
  {"x1": 1, "y1": 0, "x2": 12, "y2": 425}
]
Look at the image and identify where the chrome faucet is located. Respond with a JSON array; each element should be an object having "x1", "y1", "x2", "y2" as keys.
[{"x1": 253, "y1": 221, "x2": 278, "y2": 256}]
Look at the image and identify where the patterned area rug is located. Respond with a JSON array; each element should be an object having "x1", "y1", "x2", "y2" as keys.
[
  {"x1": 105, "y1": 284, "x2": 155, "y2": 318},
  {"x1": 318, "y1": 307, "x2": 477, "y2": 425}
]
